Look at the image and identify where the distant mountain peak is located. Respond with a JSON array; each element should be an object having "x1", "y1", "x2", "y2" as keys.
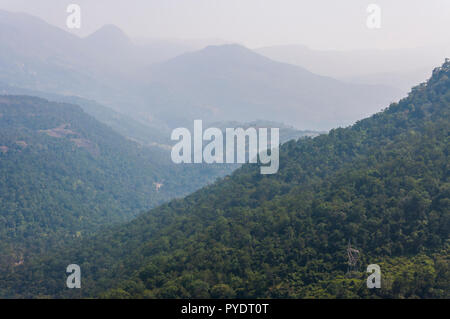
[
  {"x1": 85, "y1": 24, "x2": 131, "y2": 45},
  {"x1": 158, "y1": 43, "x2": 273, "y2": 68}
]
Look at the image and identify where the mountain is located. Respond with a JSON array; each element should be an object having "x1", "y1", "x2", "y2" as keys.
[
  {"x1": 0, "y1": 10, "x2": 92, "y2": 89},
  {"x1": 0, "y1": 9, "x2": 136, "y2": 114},
  {"x1": 132, "y1": 37, "x2": 228, "y2": 65},
  {"x1": 0, "y1": 95, "x2": 245, "y2": 271},
  {"x1": 4, "y1": 61, "x2": 448, "y2": 298},
  {"x1": 256, "y1": 44, "x2": 450, "y2": 94},
  {"x1": 0, "y1": 93, "x2": 317, "y2": 271},
  {"x1": 0, "y1": 10, "x2": 402, "y2": 131},
  {"x1": 85, "y1": 24, "x2": 132, "y2": 47},
  {"x1": 0, "y1": 10, "x2": 223, "y2": 116},
  {"x1": 141, "y1": 44, "x2": 402, "y2": 130},
  {"x1": 0, "y1": 81, "x2": 173, "y2": 146},
  {"x1": 0, "y1": 10, "x2": 190, "y2": 122}
]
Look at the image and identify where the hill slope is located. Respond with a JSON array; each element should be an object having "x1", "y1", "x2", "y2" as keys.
[
  {"x1": 2, "y1": 61, "x2": 449, "y2": 298},
  {"x1": 0, "y1": 95, "x2": 238, "y2": 270},
  {"x1": 0, "y1": 82, "x2": 173, "y2": 146}
]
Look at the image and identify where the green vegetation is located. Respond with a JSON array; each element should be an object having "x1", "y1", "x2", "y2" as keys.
[
  {"x1": 0, "y1": 96, "x2": 238, "y2": 271},
  {"x1": 0, "y1": 82, "x2": 173, "y2": 146},
  {"x1": 1, "y1": 61, "x2": 449, "y2": 298}
]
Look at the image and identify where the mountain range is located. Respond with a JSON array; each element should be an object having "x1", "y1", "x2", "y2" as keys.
[
  {"x1": 2, "y1": 60, "x2": 448, "y2": 299},
  {"x1": 0, "y1": 10, "x2": 402, "y2": 131},
  {"x1": 0, "y1": 9, "x2": 448, "y2": 299}
]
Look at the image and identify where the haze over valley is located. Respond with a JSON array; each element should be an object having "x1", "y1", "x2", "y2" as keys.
[{"x1": 0, "y1": 1, "x2": 448, "y2": 300}]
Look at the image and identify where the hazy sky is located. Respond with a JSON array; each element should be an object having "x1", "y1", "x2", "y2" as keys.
[{"x1": 0, "y1": 0, "x2": 449, "y2": 50}]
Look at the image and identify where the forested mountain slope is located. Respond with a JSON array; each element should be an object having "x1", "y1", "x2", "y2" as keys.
[
  {"x1": 0, "y1": 96, "x2": 231, "y2": 270},
  {"x1": 0, "y1": 82, "x2": 173, "y2": 146},
  {"x1": 2, "y1": 61, "x2": 449, "y2": 298}
]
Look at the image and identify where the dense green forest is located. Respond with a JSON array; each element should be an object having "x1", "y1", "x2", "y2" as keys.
[
  {"x1": 1, "y1": 60, "x2": 449, "y2": 298},
  {"x1": 0, "y1": 94, "x2": 313, "y2": 285},
  {"x1": 0, "y1": 96, "x2": 241, "y2": 270}
]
